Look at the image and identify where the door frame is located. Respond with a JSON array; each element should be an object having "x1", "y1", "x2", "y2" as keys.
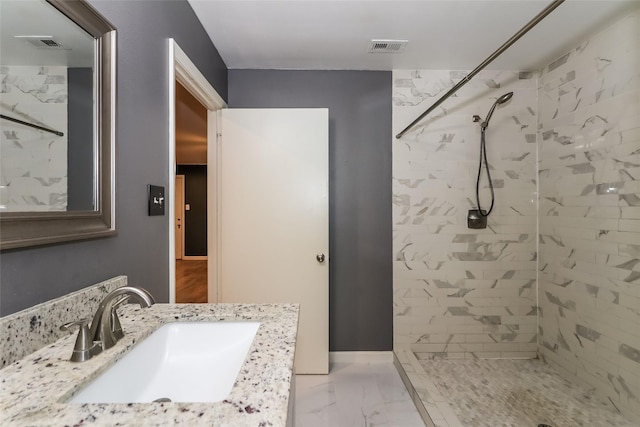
[{"x1": 168, "y1": 40, "x2": 227, "y2": 303}]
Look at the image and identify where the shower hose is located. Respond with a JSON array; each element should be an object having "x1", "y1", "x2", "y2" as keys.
[{"x1": 475, "y1": 127, "x2": 495, "y2": 217}]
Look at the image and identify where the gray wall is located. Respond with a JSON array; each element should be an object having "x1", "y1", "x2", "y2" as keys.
[
  {"x1": 229, "y1": 70, "x2": 393, "y2": 351},
  {"x1": 0, "y1": 0, "x2": 227, "y2": 315},
  {"x1": 67, "y1": 67, "x2": 94, "y2": 211}
]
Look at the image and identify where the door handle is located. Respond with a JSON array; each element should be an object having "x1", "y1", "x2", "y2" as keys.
[{"x1": 316, "y1": 253, "x2": 325, "y2": 263}]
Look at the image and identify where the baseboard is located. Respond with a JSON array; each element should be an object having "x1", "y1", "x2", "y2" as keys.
[
  {"x1": 181, "y1": 256, "x2": 207, "y2": 260},
  {"x1": 329, "y1": 351, "x2": 393, "y2": 364}
]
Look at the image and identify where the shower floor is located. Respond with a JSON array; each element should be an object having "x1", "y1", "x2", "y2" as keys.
[{"x1": 394, "y1": 350, "x2": 636, "y2": 427}]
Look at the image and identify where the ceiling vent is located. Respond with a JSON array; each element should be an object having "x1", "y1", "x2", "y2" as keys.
[
  {"x1": 15, "y1": 36, "x2": 67, "y2": 49},
  {"x1": 368, "y1": 39, "x2": 408, "y2": 53}
]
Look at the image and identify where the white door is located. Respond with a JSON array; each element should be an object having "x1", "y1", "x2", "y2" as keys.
[
  {"x1": 175, "y1": 175, "x2": 185, "y2": 260},
  {"x1": 219, "y1": 108, "x2": 329, "y2": 374}
]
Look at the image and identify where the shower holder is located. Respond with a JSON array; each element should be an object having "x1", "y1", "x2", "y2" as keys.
[{"x1": 467, "y1": 209, "x2": 487, "y2": 229}]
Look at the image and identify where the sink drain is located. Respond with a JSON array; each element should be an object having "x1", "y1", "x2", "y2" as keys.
[
  {"x1": 153, "y1": 397, "x2": 172, "y2": 403},
  {"x1": 538, "y1": 424, "x2": 553, "y2": 427}
]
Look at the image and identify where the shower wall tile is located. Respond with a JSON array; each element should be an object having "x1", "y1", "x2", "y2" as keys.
[
  {"x1": 538, "y1": 7, "x2": 640, "y2": 423},
  {"x1": 393, "y1": 70, "x2": 538, "y2": 359},
  {"x1": 0, "y1": 66, "x2": 68, "y2": 211}
]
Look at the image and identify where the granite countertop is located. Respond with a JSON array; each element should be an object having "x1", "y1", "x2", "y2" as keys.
[{"x1": 0, "y1": 303, "x2": 299, "y2": 426}]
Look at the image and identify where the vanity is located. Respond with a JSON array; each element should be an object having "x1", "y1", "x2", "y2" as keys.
[{"x1": 0, "y1": 279, "x2": 299, "y2": 426}]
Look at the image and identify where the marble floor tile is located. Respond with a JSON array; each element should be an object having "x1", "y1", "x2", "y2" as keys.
[{"x1": 295, "y1": 361, "x2": 426, "y2": 427}]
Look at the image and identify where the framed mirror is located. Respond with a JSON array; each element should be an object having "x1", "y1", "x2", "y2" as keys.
[{"x1": 0, "y1": 0, "x2": 116, "y2": 250}]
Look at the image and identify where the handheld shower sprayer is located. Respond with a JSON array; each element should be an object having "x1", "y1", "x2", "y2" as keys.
[
  {"x1": 470, "y1": 92, "x2": 514, "y2": 225},
  {"x1": 481, "y1": 91, "x2": 513, "y2": 130}
]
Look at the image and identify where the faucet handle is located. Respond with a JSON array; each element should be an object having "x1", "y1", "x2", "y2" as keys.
[{"x1": 60, "y1": 319, "x2": 100, "y2": 362}]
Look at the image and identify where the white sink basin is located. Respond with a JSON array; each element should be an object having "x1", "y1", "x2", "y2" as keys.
[{"x1": 68, "y1": 321, "x2": 260, "y2": 403}]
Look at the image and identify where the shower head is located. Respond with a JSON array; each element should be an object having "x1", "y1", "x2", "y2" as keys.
[
  {"x1": 497, "y1": 91, "x2": 514, "y2": 104},
  {"x1": 481, "y1": 91, "x2": 514, "y2": 130}
]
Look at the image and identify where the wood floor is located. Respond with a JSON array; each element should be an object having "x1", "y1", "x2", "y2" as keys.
[{"x1": 175, "y1": 260, "x2": 208, "y2": 303}]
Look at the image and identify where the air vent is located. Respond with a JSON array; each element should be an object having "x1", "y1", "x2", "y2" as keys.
[
  {"x1": 368, "y1": 39, "x2": 408, "y2": 53},
  {"x1": 14, "y1": 36, "x2": 67, "y2": 49},
  {"x1": 40, "y1": 39, "x2": 61, "y2": 47}
]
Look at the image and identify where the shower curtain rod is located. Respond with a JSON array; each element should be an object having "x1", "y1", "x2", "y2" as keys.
[
  {"x1": 1, "y1": 114, "x2": 65, "y2": 137},
  {"x1": 395, "y1": 0, "x2": 565, "y2": 139}
]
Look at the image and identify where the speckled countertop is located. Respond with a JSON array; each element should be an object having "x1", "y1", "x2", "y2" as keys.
[{"x1": 0, "y1": 303, "x2": 299, "y2": 426}]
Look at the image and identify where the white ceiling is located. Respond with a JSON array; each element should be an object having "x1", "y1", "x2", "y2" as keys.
[{"x1": 188, "y1": 0, "x2": 638, "y2": 71}]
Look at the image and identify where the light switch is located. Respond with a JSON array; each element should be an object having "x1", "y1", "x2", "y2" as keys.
[
  {"x1": 148, "y1": 185, "x2": 165, "y2": 216},
  {"x1": 185, "y1": 204, "x2": 191, "y2": 211}
]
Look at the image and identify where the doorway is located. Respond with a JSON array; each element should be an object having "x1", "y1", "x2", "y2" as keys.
[
  {"x1": 168, "y1": 40, "x2": 227, "y2": 304},
  {"x1": 174, "y1": 171, "x2": 207, "y2": 302},
  {"x1": 168, "y1": 43, "x2": 329, "y2": 372},
  {"x1": 174, "y1": 80, "x2": 208, "y2": 302}
]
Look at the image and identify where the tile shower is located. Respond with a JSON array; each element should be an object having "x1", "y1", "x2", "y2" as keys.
[
  {"x1": 0, "y1": 66, "x2": 68, "y2": 211},
  {"x1": 393, "y1": 6, "x2": 639, "y2": 427}
]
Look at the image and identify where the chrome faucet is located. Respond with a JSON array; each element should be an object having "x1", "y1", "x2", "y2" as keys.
[
  {"x1": 90, "y1": 286, "x2": 155, "y2": 350},
  {"x1": 60, "y1": 286, "x2": 155, "y2": 362}
]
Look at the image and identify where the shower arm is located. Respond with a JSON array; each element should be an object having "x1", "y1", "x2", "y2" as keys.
[{"x1": 395, "y1": 0, "x2": 565, "y2": 139}]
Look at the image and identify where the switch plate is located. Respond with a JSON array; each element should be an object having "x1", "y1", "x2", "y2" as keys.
[
  {"x1": 148, "y1": 185, "x2": 165, "y2": 216},
  {"x1": 185, "y1": 204, "x2": 191, "y2": 211}
]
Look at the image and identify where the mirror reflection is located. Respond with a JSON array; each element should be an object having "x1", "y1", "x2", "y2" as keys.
[{"x1": 1, "y1": 0, "x2": 96, "y2": 212}]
